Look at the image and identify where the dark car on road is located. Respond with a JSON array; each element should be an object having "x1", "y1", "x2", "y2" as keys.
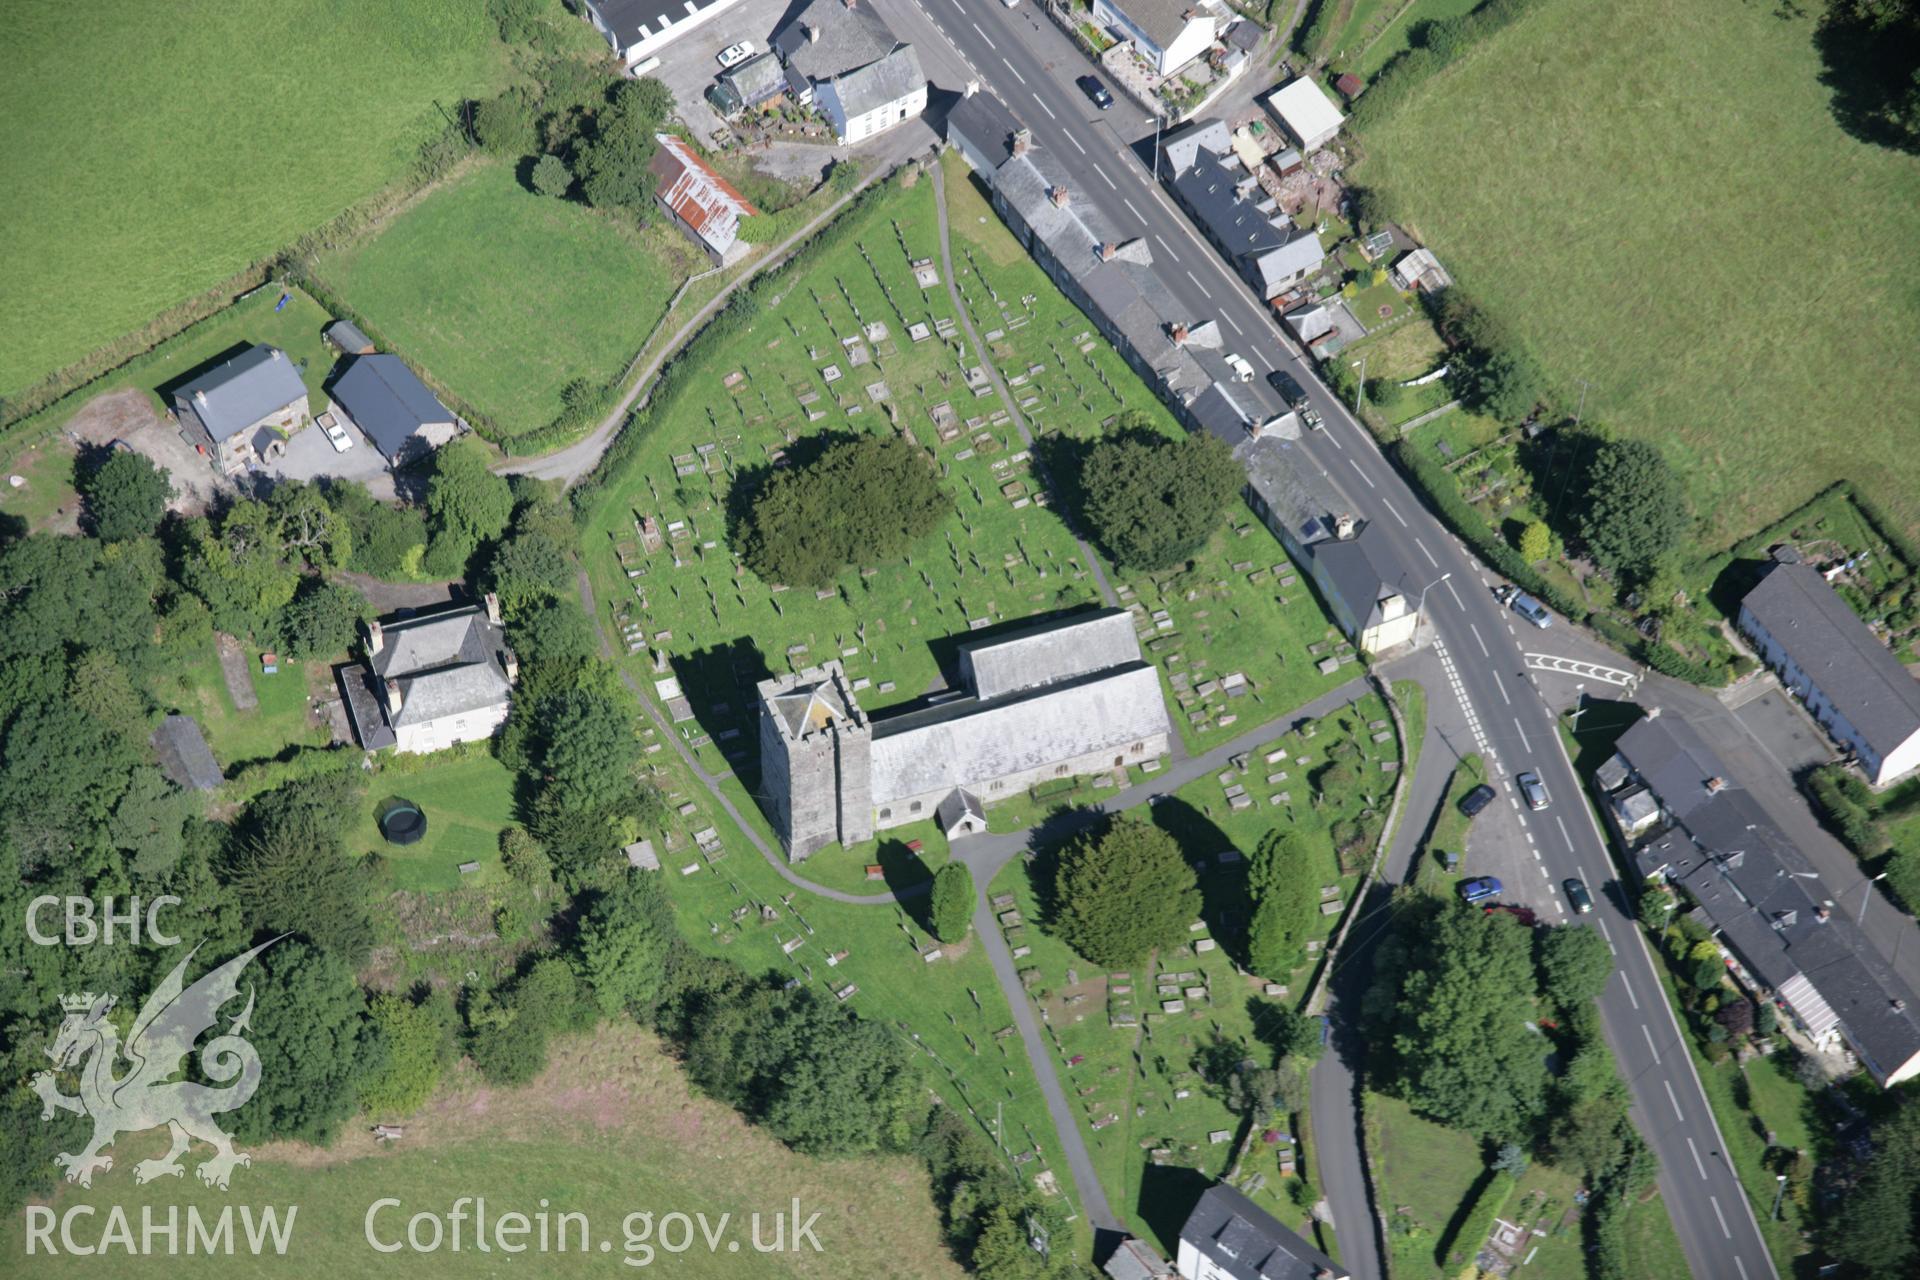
[
  {"x1": 1458, "y1": 783, "x2": 1496, "y2": 817},
  {"x1": 1268, "y1": 370, "x2": 1308, "y2": 408},
  {"x1": 1460, "y1": 876, "x2": 1503, "y2": 904},
  {"x1": 1078, "y1": 75, "x2": 1114, "y2": 109},
  {"x1": 1564, "y1": 878, "x2": 1594, "y2": 914}
]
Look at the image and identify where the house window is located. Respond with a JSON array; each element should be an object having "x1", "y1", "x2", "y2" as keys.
[
  {"x1": 878, "y1": 808, "x2": 892, "y2": 821},
  {"x1": 990, "y1": 781, "x2": 1003, "y2": 793},
  {"x1": 910, "y1": 801, "x2": 922, "y2": 814},
  {"x1": 1131, "y1": 741, "x2": 1144, "y2": 754},
  {"x1": 1055, "y1": 766, "x2": 1068, "y2": 777}
]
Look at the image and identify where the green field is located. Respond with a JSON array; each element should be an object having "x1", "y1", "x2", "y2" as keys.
[
  {"x1": 313, "y1": 161, "x2": 694, "y2": 436},
  {"x1": 1352, "y1": 0, "x2": 1920, "y2": 546},
  {"x1": 7, "y1": 1025, "x2": 963, "y2": 1279},
  {"x1": 0, "y1": 0, "x2": 505, "y2": 400}
]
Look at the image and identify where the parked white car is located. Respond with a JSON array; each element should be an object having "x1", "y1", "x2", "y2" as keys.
[
  {"x1": 716, "y1": 41, "x2": 755, "y2": 69},
  {"x1": 323, "y1": 419, "x2": 354, "y2": 453},
  {"x1": 1224, "y1": 353, "x2": 1256, "y2": 382}
]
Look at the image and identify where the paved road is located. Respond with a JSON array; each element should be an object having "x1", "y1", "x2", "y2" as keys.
[{"x1": 895, "y1": 5, "x2": 1775, "y2": 1275}]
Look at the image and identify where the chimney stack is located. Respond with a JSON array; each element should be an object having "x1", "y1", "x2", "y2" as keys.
[
  {"x1": 1011, "y1": 127, "x2": 1031, "y2": 156},
  {"x1": 504, "y1": 650, "x2": 520, "y2": 684},
  {"x1": 366, "y1": 619, "x2": 385, "y2": 656},
  {"x1": 1100, "y1": 241, "x2": 1118, "y2": 261},
  {"x1": 1333, "y1": 512, "x2": 1357, "y2": 540},
  {"x1": 807, "y1": 23, "x2": 819, "y2": 42},
  {"x1": 1704, "y1": 776, "x2": 1725, "y2": 794},
  {"x1": 1170, "y1": 322, "x2": 1190, "y2": 345},
  {"x1": 385, "y1": 678, "x2": 404, "y2": 713},
  {"x1": 1050, "y1": 184, "x2": 1070, "y2": 208},
  {"x1": 485, "y1": 592, "x2": 503, "y2": 625}
]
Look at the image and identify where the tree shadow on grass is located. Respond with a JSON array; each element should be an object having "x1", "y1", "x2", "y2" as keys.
[
  {"x1": 1145, "y1": 795, "x2": 1254, "y2": 966},
  {"x1": 670, "y1": 637, "x2": 775, "y2": 792}
]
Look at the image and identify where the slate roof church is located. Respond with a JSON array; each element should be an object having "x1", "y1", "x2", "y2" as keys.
[{"x1": 758, "y1": 610, "x2": 1172, "y2": 859}]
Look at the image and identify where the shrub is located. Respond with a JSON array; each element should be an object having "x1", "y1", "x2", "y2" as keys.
[
  {"x1": 531, "y1": 152, "x2": 571, "y2": 197},
  {"x1": 1517, "y1": 520, "x2": 1551, "y2": 563},
  {"x1": 77, "y1": 450, "x2": 169, "y2": 542},
  {"x1": 928, "y1": 862, "x2": 973, "y2": 943}
]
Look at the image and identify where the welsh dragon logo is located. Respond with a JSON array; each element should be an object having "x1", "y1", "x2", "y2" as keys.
[{"x1": 31, "y1": 939, "x2": 278, "y2": 1191}]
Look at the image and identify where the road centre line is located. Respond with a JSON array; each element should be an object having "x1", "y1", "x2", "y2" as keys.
[
  {"x1": 1711, "y1": 1196, "x2": 1731, "y2": 1239},
  {"x1": 1665, "y1": 1079, "x2": 1685, "y2": 1121},
  {"x1": 1002, "y1": 57, "x2": 1025, "y2": 85},
  {"x1": 1556, "y1": 816, "x2": 1573, "y2": 848},
  {"x1": 1184, "y1": 270, "x2": 1212, "y2": 298},
  {"x1": 1444, "y1": 578, "x2": 1464, "y2": 609},
  {"x1": 1492, "y1": 671, "x2": 1510, "y2": 705},
  {"x1": 1064, "y1": 131, "x2": 1087, "y2": 154},
  {"x1": 1382, "y1": 497, "x2": 1407, "y2": 527},
  {"x1": 1345, "y1": 458, "x2": 1376, "y2": 489},
  {"x1": 1514, "y1": 718, "x2": 1533, "y2": 753},
  {"x1": 1469, "y1": 624, "x2": 1489, "y2": 657},
  {"x1": 1414, "y1": 535, "x2": 1436, "y2": 565},
  {"x1": 972, "y1": 21, "x2": 994, "y2": 48},
  {"x1": 1122, "y1": 196, "x2": 1144, "y2": 220},
  {"x1": 1688, "y1": 1137, "x2": 1708, "y2": 1179},
  {"x1": 1033, "y1": 94, "x2": 1057, "y2": 120},
  {"x1": 1224, "y1": 314, "x2": 1244, "y2": 336},
  {"x1": 1641, "y1": 1024, "x2": 1661, "y2": 1065},
  {"x1": 1091, "y1": 161, "x2": 1116, "y2": 189}
]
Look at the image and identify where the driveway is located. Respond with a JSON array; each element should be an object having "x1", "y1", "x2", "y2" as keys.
[
  {"x1": 65, "y1": 387, "x2": 229, "y2": 516},
  {"x1": 649, "y1": 0, "x2": 795, "y2": 147},
  {"x1": 259, "y1": 416, "x2": 395, "y2": 497},
  {"x1": 1729, "y1": 684, "x2": 1834, "y2": 777}
]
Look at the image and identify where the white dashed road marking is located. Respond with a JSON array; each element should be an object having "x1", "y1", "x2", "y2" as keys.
[
  {"x1": 1002, "y1": 57, "x2": 1025, "y2": 84},
  {"x1": 1688, "y1": 1137, "x2": 1708, "y2": 1179},
  {"x1": 1469, "y1": 623, "x2": 1489, "y2": 657},
  {"x1": 1711, "y1": 1196, "x2": 1731, "y2": 1240},
  {"x1": 1665, "y1": 1079, "x2": 1684, "y2": 1121},
  {"x1": 1382, "y1": 497, "x2": 1407, "y2": 527},
  {"x1": 1346, "y1": 457, "x2": 1376, "y2": 489},
  {"x1": 1414, "y1": 535, "x2": 1437, "y2": 566},
  {"x1": 1641, "y1": 1024, "x2": 1661, "y2": 1064}
]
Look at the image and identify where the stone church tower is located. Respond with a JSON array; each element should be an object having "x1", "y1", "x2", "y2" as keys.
[{"x1": 756, "y1": 662, "x2": 873, "y2": 860}]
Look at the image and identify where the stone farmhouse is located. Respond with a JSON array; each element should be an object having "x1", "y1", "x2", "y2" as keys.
[
  {"x1": 773, "y1": 0, "x2": 927, "y2": 144},
  {"x1": 170, "y1": 343, "x2": 310, "y2": 474},
  {"x1": 758, "y1": 610, "x2": 1172, "y2": 859},
  {"x1": 341, "y1": 596, "x2": 518, "y2": 755}
]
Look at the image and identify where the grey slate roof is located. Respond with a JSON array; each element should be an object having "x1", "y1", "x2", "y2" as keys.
[
  {"x1": 1617, "y1": 714, "x2": 1920, "y2": 1085},
  {"x1": 586, "y1": 0, "x2": 733, "y2": 50},
  {"x1": 1105, "y1": 0, "x2": 1213, "y2": 49},
  {"x1": 775, "y1": 0, "x2": 902, "y2": 80},
  {"x1": 960, "y1": 608, "x2": 1142, "y2": 700},
  {"x1": 329, "y1": 354, "x2": 452, "y2": 459},
  {"x1": 722, "y1": 51, "x2": 788, "y2": 105},
  {"x1": 947, "y1": 87, "x2": 1027, "y2": 170},
  {"x1": 174, "y1": 344, "x2": 309, "y2": 442},
  {"x1": 370, "y1": 602, "x2": 514, "y2": 728},
  {"x1": 324, "y1": 319, "x2": 374, "y2": 355},
  {"x1": 150, "y1": 715, "x2": 222, "y2": 792},
  {"x1": 1309, "y1": 528, "x2": 1402, "y2": 631},
  {"x1": 1161, "y1": 118, "x2": 1233, "y2": 178},
  {"x1": 1103, "y1": 1236, "x2": 1174, "y2": 1280},
  {"x1": 1740, "y1": 558, "x2": 1920, "y2": 764},
  {"x1": 1180, "y1": 1182, "x2": 1348, "y2": 1280},
  {"x1": 1167, "y1": 138, "x2": 1323, "y2": 295},
  {"x1": 871, "y1": 664, "x2": 1168, "y2": 802},
  {"x1": 1241, "y1": 436, "x2": 1340, "y2": 546},
  {"x1": 829, "y1": 43, "x2": 923, "y2": 117},
  {"x1": 935, "y1": 787, "x2": 985, "y2": 831}
]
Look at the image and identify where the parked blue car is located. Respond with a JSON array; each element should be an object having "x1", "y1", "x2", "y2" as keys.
[{"x1": 1459, "y1": 876, "x2": 1503, "y2": 904}]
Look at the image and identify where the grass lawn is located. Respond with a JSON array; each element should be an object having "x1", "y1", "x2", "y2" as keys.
[
  {"x1": 1331, "y1": 0, "x2": 1487, "y2": 78},
  {"x1": 1352, "y1": 0, "x2": 1920, "y2": 547},
  {"x1": 5, "y1": 1024, "x2": 963, "y2": 1279},
  {"x1": 153, "y1": 637, "x2": 330, "y2": 771},
  {"x1": 312, "y1": 161, "x2": 694, "y2": 437},
  {"x1": 352, "y1": 752, "x2": 519, "y2": 893},
  {"x1": 12, "y1": 284, "x2": 340, "y2": 440},
  {"x1": 0, "y1": 1, "x2": 506, "y2": 399},
  {"x1": 1365, "y1": 1090, "x2": 1485, "y2": 1275},
  {"x1": 1502, "y1": 1158, "x2": 1690, "y2": 1280},
  {"x1": 980, "y1": 691, "x2": 1402, "y2": 1253}
]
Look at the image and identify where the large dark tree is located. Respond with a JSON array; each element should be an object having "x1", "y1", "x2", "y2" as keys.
[
  {"x1": 736, "y1": 434, "x2": 951, "y2": 589},
  {"x1": 224, "y1": 774, "x2": 375, "y2": 964},
  {"x1": 575, "y1": 78, "x2": 674, "y2": 213},
  {"x1": 929, "y1": 861, "x2": 974, "y2": 943},
  {"x1": 1371, "y1": 901, "x2": 1550, "y2": 1142},
  {"x1": 1573, "y1": 438, "x2": 1691, "y2": 578},
  {"x1": 273, "y1": 578, "x2": 371, "y2": 660},
  {"x1": 1816, "y1": 0, "x2": 1920, "y2": 155},
  {"x1": 1535, "y1": 924, "x2": 1613, "y2": 1012},
  {"x1": 1079, "y1": 425, "x2": 1240, "y2": 572},
  {"x1": 1432, "y1": 290, "x2": 1548, "y2": 422},
  {"x1": 78, "y1": 450, "x2": 169, "y2": 542},
  {"x1": 231, "y1": 940, "x2": 384, "y2": 1147},
  {"x1": 424, "y1": 438, "x2": 513, "y2": 574},
  {"x1": 1827, "y1": 1099, "x2": 1920, "y2": 1274},
  {"x1": 1246, "y1": 829, "x2": 1319, "y2": 979},
  {"x1": 576, "y1": 872, "x2": 679, "y2": 1016},
  {"x1": 1052, "y1": 817, "x2": 1201, "y2": 968},
  {"x1": 685, "y1": 982, "x2": 917, "y2": 1155}
]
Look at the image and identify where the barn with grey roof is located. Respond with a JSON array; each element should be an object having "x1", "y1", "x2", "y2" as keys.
[{"x1": 758, "y1": 610, "x2": 1171, "y2": 858}]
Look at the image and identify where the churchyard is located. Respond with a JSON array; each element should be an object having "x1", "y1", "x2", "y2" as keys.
[{"x1": 981, "y1": 687, "x2": 1407, "y2": 1254}]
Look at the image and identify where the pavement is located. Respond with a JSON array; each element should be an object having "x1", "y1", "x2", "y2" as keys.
[{"x1": 887, "y1": 4, "x2": 1778, "y2": 1274}]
